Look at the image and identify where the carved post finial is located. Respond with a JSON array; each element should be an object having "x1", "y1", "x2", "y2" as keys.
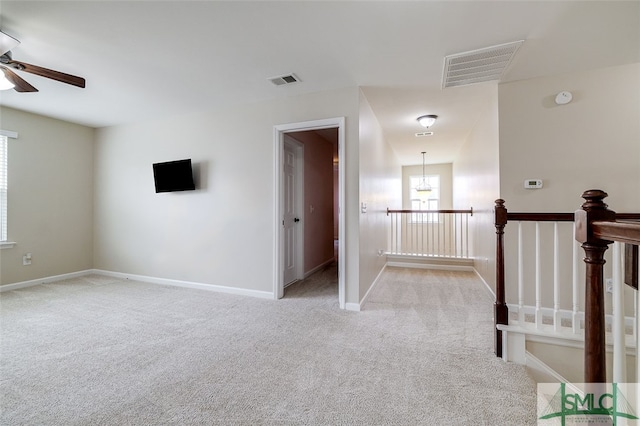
[
  {"x1": 495, "y1": 199, "x2": 507, "y2": 228},
  {"x1": 576, "y1": 190, "x2": 615, "y2": 244},
  {"x1": 580, "y1": 189, "x2": 609, "y2": 211}
]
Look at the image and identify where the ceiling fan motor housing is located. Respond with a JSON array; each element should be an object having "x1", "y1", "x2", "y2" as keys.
[{"x1": 0, "y1": 30, "x2": 86, "y2": 92}]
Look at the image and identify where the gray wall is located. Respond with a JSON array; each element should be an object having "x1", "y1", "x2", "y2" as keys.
[
  {"x1": 498, "y1": 63, "x2": 640, "y2": 212},
  {"x1": 0, "y1": 107, "x2": 94, "y2": 285}
]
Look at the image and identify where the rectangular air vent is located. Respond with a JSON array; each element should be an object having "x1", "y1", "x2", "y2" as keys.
[
  {"x1": 415, "y1": 132, "x2": 433, "y2": 137},
  {"x1": 442, "y1": 40, "x2": 523, "y2": 89},
  {"x1": 268, "y1": 73, "x2": 301, "y2": 86}
]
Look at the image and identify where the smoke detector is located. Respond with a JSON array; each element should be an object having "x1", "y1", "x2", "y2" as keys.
[{"x1": 442, "y1": 40, "x2": 524, "y2": 88}]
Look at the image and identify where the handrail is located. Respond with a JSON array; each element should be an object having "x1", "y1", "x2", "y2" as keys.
[
  {"x1": 507, "y1": 212, "x2": 574, "y2": 222},
  {"x1": 593, "y1": 220, "x2": 640, "y2": 245},
  {"x1": 505, "y1": 212, "x2": 640, "y2": 222},
  {"x1": 387, "y1": 208, "x2": 473, "y2": 216}
]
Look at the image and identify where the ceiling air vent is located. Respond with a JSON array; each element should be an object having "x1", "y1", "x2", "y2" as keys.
[
  {"x1": 415, "y1": 132, "x2": 433, "y2": 137},
  {"x1": 268, "y1": 73, "x2": 301, "y2": 86},
  {"x1": 442, "y1": 40, "x2": 524, "y2": 89}
]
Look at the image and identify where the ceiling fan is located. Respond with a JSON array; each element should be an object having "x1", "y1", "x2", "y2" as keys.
[{"x1": 0, "y1": 30, "x2": 85, "y2": 93}]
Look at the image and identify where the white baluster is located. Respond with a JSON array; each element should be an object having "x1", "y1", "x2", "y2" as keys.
[
  {"x1": 454, "y1": 213, "x2": 459, "y2": 258},
  {"x1": 392, "y1": 212, "x2": 396, "y2": 254},
  {"x1": 465, "y1": 213, "x2": 469, "y2": 258},
  {"x1": 612, "y1": 242, "x2": 626, "y2": 383},
  {"x1": 554, "y1": 222, "x2": 560, "y2": 331},
  {"x1": 572, "y1": 235, "x2": 580, "y2": 335},
  {"x1": 518, "y1": 221, "x2": 524, "y2": 325},
  {"x1": 637, "y1": 267, "x2": 640, "y2": 411},
  {"x1": 535, "y1": 222, "x2": 542, "y2": 329}
]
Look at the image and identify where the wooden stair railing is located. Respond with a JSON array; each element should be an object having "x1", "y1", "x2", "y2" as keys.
[
  {"x1": 493, "y1": 192, "x2": 640, "y2": 370},
  {"x1": 386, "y1": 208, "x2": 473, "y2": 259},
  {"x1": 575, "y1": 189, "x2": 640, "y2": 383},
  {"x1": 493, "y1": 201, "x2": 577, "y2": 358}
]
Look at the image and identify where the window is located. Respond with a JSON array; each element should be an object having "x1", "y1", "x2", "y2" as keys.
[
  {"x1": 409, "y1": 175, "x2": 440, "y2": 222},
  {"x1": 0, "y1": 135, "x2": 7, "y2": 242}
]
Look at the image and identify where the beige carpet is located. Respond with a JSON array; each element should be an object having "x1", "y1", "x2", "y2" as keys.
[{"x1": 0, "y1": 265, "x2": 537, "y2": 425}]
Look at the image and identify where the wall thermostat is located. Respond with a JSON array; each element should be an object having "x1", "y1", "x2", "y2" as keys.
[{"x1": 524, "y1": 179, "x2": 543, "y2": 189}]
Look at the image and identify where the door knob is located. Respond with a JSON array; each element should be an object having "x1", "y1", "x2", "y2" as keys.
[{"x1": 294, "y1": 218, "x2": 300, "y2": 222}]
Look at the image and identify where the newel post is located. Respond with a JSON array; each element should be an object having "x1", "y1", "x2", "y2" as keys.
[
  {"x1": 575, "y1": 190, "x2": 616, "y2": 383},
  {"x1": 494, "y1": 199, "x2": 508, "y2": 358}
]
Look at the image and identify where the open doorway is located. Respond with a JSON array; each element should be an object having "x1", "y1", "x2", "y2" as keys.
[
  {"x1": 285, "y1": 129, "x2": 338, "y2": 284},
  {"x1": 274, "y1": 118, "x2": 345, "y2": 308}
]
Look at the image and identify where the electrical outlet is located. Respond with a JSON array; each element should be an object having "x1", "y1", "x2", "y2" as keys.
[
  {"x1": 606, "y1": 278, "x2": 613, "y2": 293},
  {"x1": 23, "y1": 253, "x2": 32, "y2": 266}
]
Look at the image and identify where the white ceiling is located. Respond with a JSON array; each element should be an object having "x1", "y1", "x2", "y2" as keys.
[{"x1": 0, "y1": 1, "x2": 638, "y2": 165}]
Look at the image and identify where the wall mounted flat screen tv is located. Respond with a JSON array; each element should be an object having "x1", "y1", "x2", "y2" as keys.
[{"x1": 153, "y1": 159, "x2": 196, "y2": 193}]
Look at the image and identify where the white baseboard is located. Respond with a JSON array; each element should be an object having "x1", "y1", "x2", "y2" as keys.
[
  {"x1": 1, "y1": 268, "x2": 273, "y2": 300},
  {"x1": 92, "y1": 269, "x2": 274, "y2": 300},
  {"x1": 360, "y1": 263, "x2": 388, "y2": 311},
  {"x1": 386, "y1": 261, "x2": 473, "y2": 272},
  {"x1": 345, "y1": 302, "x2": 361, "y2": 312},
  {"x1": 303, "y1": 257, "x2": 335, "y2": 279},
  {"x1": 524, "y1": 351, "x2": 581, "y2": 395},
  {"x1": 472, "y1": 268, "x2": 496, "y2": 300},
  {"x1": 345, "y1": 263, "x2": 389, "y2": 312},
  {"x1": 525, "y1": 351, "x2": 573, "y2": 384},
  {"x1": 0, "y1": 270, "x2": 94, "y2": 292}
]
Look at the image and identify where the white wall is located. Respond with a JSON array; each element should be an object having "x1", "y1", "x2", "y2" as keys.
[
  {"x1": 94, "y1": 87, "x2": 367, "y2": 303},
  {"x1": 0, "y1": 107, "x2": 94, "y2": 285},
  {"x1": 358, "y1": 90, "x2": 402, "y2": 303},
  {"x1": 499, "y1": 63, "x2": 640, "y2": 212},
  {"x1": 453, "y1": 86, "x2": 500, "y2": 290}
]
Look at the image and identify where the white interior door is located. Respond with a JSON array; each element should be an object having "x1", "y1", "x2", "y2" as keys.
[{"x1": 283, "y1": 137, "x2": 302, "y2": 287}]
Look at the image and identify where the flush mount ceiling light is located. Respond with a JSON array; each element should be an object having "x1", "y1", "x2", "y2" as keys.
[
  {"x1": 415, "y1": 151, "x2": 432, "y2": 193},
  {"x1": 417, "y1": 114, "x2": 437, "y2": 128},
  {"x1": 0, "y1": 69, "x2": 14, "y2": 90}
]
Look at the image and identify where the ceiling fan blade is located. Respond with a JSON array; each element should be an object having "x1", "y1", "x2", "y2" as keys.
[
  {"x1": 8, "y1": 60, "x2": 85, "y2": 88},
  {"x1": 0, "y1": 66, "x2": 38, "y2": 92},
  {"x1": 0, "y1": 31, "x2": 20, "y2": 56}
]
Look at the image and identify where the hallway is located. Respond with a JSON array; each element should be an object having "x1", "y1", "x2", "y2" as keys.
[{"x1": 285, "y1": 264, "x2": 538, "y2": 423}]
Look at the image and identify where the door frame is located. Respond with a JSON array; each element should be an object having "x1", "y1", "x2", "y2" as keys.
[{"x1": 273, "y1": 117, "x2": 346, "y2": 309}]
